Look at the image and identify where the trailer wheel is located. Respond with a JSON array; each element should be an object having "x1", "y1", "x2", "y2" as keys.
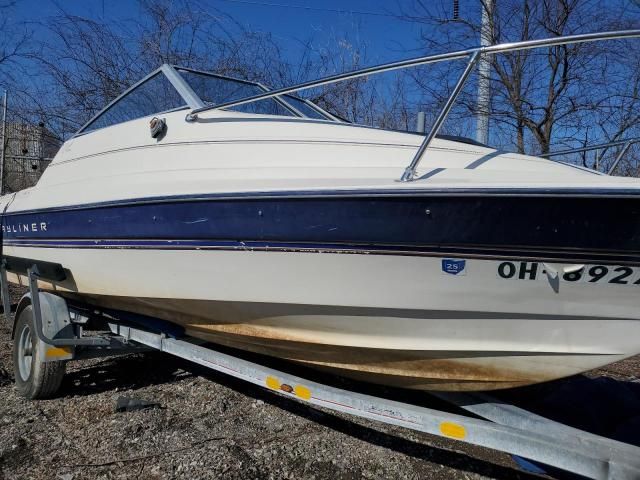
[{"x1": 12, "y1": 305, "x2": 66, "y2": 399}]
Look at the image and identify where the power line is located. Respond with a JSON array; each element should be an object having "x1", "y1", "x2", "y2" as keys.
[{"x1": 216, "y1": 0, "x2": 404, "y2": 19}]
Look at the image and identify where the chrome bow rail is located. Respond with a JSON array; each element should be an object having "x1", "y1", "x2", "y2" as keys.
[
  {"x1": 185, "y1": 29, "x2": 640, "y2": 181},
  {"x1": 543, "y1": 138, "x2": 640, "y2": 175}
]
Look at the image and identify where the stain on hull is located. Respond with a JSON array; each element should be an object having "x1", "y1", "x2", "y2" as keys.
[
  {"x1": 43, "y1": 291, "x2": 621, "y2": 391},
  {"x1": 187, "y1": 326, "x2": 546, "y2": 391}
]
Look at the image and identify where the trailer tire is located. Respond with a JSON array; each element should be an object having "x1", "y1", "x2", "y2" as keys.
[{"x1": 12, "y1": 305, "x2": 66, "y2": 399}]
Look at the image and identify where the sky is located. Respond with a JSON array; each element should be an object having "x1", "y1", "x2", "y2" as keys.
[
  {"x1": 8, "y1": 0, "x2": 638, "y2": 155},
  {"x1": 2, "y1": 0, "x2": 489, "y2": 142},
  {"x1": 8, "y1": 0, "x2": 447, "y2": 65}
]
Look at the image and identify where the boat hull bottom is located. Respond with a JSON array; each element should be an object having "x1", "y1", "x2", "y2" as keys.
[
  {"x1": 54, "y1": 292, "x2": 634, "y2": 392},
  {"x1": 185, "y1": 327, "x2": 603, "y2": 391}
]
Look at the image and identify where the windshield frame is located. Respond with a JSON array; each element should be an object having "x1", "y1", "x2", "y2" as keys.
[
  {"x1": 175, "y1": 67, "x2": 298, "y2": 118},
  {"x1": 74, "y1": 64, "x2": 338, "y2": 137},
  {"x1": 74, "y1": 68, "x2": 163, "y2": 136},
  {"x1": 175, "y1": 66, "x2": 337, "y2": 121},
  {"x1": 71, "y1": 63, "x2": 344, "y2": 138}
]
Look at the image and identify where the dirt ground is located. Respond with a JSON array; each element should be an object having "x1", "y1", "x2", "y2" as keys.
[{"x1": 1, "y1": 292, "x2": 639, "y2": 479}]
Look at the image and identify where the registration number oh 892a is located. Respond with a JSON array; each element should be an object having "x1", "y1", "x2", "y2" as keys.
[{"x1": 497, "y1": 261, "x2": 640, "y2": 285}]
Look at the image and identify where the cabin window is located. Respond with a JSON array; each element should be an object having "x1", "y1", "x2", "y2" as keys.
[
  {"x1": 178, "y1": 70, "x2": 294, "y2": 117},
  {"x1": 280, "y1": 95, "x2": 327, "y2": 120},
  {"x1": 82, "y1": 73, "x2": 187, "y2": 133}
]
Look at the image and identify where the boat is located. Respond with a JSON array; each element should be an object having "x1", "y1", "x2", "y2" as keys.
[{"x1": 2, "y1": 32, "x2": 640, "y2": 392}]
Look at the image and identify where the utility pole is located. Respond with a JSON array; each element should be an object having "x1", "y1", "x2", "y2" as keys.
[
  {"x1": 0, "y1": 90, "x2": 6, "y2": 195},
  {"x1": 476, "y1": 0, "x2": 493, "y2": 145},
  {"x1": 416, "y1": 111, "x2": 426, "y2": 134}
]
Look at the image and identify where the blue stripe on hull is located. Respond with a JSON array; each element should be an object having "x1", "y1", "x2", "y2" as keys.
[
  {"x1": 4, "y1": 187, "x2": 640, "y2": 216},
  {"x1": 2, "y1": 194, "x2": 640, "y2": 263}
]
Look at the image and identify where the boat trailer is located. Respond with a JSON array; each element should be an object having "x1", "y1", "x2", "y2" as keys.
[{"x1": 1, "y1": 256, "x2": 639, "y2": 479}]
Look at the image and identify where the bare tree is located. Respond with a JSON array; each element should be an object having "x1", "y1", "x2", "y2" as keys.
[
  {"x1": 23, "y1": 1, "x2": 414, "y2": 140},
  {"x1": 286, "y1": 28, "x2": 413, "y2": 130},
  {"x1": 396, "y1": 0, "x2": 640, "y2": 165},
  {"x1": 0, "y1": 1, "x2": 31, "y2": 75},
  {"x1": 25, "y1": 0, "x2": 301, "y2": 140}
]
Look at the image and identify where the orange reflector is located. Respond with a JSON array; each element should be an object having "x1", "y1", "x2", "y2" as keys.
[
  {"x1": 294, "y1": 385, "x2": 311, "y2": 400},
  {"x1": 266, "y1": 376, "x2": 280, "y2": 390},
  {"x1": 45, "y1": 346, "x2": 72, "y2": 358},
  {"x1": 439, "y1": 421, "x2": 467, "y2": 439}
]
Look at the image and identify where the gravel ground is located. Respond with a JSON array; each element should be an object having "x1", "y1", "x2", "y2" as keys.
[{"x1": 0, "y1": 288, "x2": 638, "y2": 480}]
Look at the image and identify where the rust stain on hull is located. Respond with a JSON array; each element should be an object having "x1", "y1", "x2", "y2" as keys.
[
  {"x1": 185, "y1": 326, "x2": 548, "y2": 391},
  {"x1": 56, "y1": 293, "x2": 568, "y2": 391}
]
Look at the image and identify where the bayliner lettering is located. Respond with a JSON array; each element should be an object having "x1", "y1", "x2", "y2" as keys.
[
  {"x1": 1, "y1": 222, "x2": 48, "y2": 234},
  {"x1": 497, "y1": 261, "x2": 640, "y2": 285}
]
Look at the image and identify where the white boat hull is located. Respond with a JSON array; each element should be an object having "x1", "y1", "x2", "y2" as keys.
[
  {"x1": 6, "y1": 245, "x2": 640, "y2": 390},
  {"x1": 2, "y1": 106, "x2": 640, "y2": 391}
]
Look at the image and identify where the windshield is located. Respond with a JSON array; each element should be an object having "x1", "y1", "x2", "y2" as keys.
[
  {"x1": 178, "y1": 69, "x2": 334, "y2": 120},
  {"x1": 77, "y1": 65, "x2": 337, "y2": 135},
  {"x1": 178, "y1": 70, "x2": 294, "y2": 117},
  {"x1": 82, "y1": 73, "x2": 186, "y2": 133},
  {"x1": 280, "y1": 95, "x2": 328, "y2": 120}
]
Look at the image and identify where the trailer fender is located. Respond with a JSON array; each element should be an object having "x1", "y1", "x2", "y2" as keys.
[
  {"x1": 13, "y1": 292, "x2": 75, "y2": 361},
  {"x1": 13, "y1": 293, "x2": 33, "y2": 338}
]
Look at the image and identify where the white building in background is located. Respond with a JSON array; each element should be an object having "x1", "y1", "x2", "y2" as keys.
[{"x1": 1, "y1": 122, "x2": 61, "y2": 192}]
